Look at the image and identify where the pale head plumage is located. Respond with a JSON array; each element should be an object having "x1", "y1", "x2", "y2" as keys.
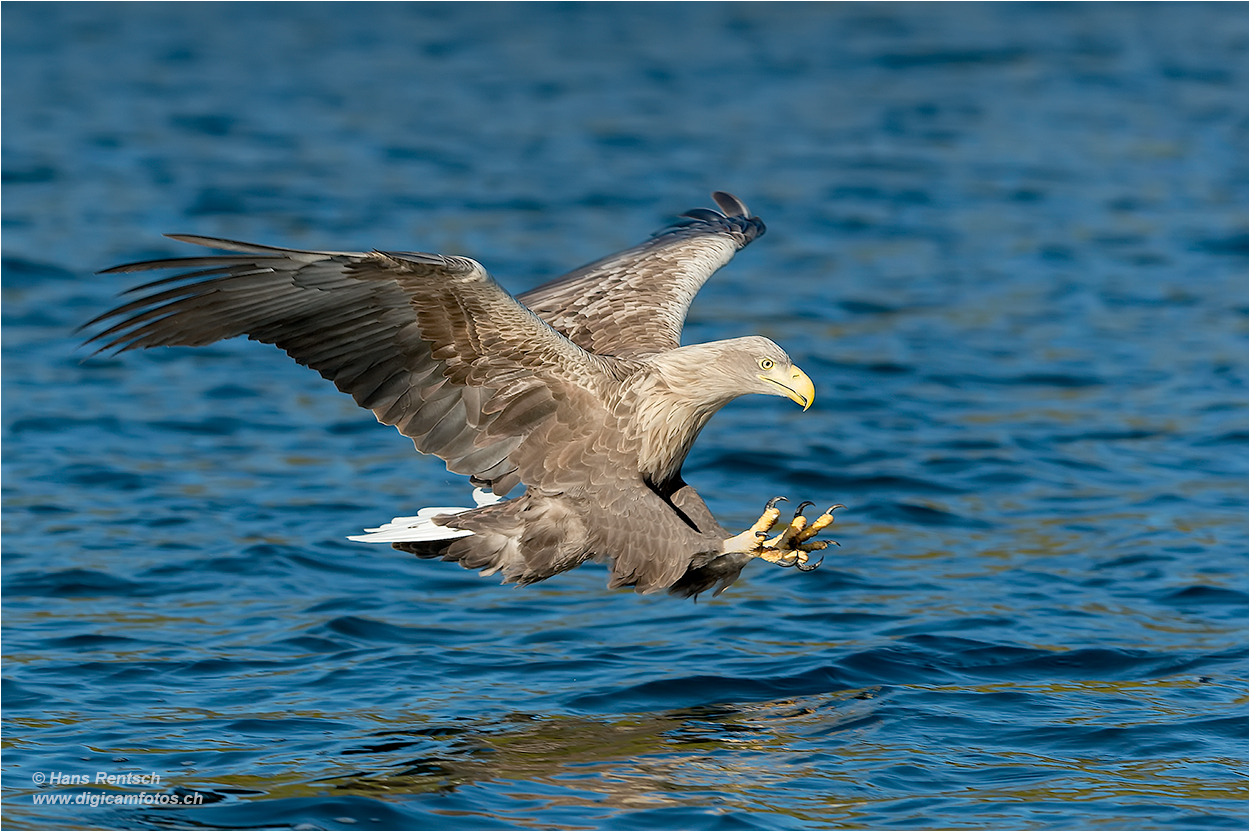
[{"x1": 627, "y1": 337, "x2": 814, "y2": 487}]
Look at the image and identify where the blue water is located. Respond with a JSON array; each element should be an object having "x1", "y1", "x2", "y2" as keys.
[{"x1": 3, "y1": 3, "x2": 1246, "y2": 829}]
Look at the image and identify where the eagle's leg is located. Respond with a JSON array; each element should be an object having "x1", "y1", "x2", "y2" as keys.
[{"x1": 721, "y1": 498, "x2": 843, "y2": 570}]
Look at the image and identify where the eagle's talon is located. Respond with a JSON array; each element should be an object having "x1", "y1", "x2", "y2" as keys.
[
  {"x1": 795, "y1": 506, "x2": 841, "y2": 544},
  {"x1": 723, "y1": 498, "x2": 844, "y2": 576},
  {"x1": 796, "y1": 555, "x2": 823, "y2": 572}
]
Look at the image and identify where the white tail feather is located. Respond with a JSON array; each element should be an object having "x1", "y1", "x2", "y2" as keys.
[{"x1": 348, "y1": 488, "x2": 504, "y2": 544}]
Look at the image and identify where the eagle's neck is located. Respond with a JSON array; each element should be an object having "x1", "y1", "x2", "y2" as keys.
[{"x1": 626, "y1": 345, "x2": 742, "y2": 489}]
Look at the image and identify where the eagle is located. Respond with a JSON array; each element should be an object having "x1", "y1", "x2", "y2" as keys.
[{"x1": 83, "y1": 192, "x2": 841, "y2": 598}]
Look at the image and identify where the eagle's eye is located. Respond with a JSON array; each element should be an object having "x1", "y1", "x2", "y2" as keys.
[{"x1": 758, "y1": 358, "x2": 775, "y2": 370}]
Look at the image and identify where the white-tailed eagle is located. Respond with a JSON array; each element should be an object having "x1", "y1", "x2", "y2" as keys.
[{"x1": 84, "y1": 192, "x2": 841, "y2": 598}]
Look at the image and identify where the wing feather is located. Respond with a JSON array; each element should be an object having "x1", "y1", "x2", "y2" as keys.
[
  {"x1": 516, "y1": 191, "x2": 764, "y2": 356},
  {"x1": 84, "y1": 239, "x2": 613, "y2": 495}
]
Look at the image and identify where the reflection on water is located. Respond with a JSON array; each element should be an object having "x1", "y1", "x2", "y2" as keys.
[
  {"x1": 7, "y1": 681, "x2": 1242, "y2": 829},
  {"x1": 3, "y1": 1, "x2": 1246, "y2": 830}
]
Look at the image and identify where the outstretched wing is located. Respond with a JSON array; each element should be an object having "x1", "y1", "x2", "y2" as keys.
[
  {"x1": 516, "y1": 191, "x2": 764, "y2": 357},
  {"x1": 83, "y1": 236, "x2": 612, "y2": 495}
]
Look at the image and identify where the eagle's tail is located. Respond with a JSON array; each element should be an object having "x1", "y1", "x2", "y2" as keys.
[
  {"x1": 369, "y1": 491, "x2": 592, "y2": 587},
  {"x1": 347, "y1": 488, "x2": 503, "y2": 544}
]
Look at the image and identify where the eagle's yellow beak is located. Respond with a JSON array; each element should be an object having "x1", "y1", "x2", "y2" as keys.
[{"x1": 760, "y1": 365, "x2": 815, "y2": 411}]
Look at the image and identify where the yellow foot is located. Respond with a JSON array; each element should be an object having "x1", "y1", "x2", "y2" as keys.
[{"x1": 722, "y1": 497, "x2": 844, "y2": 572}]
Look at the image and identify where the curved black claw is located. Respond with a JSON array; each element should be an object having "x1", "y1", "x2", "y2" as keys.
[
  {"x1": 796, "y1": 555, "x2": 824, "y2": 572},
  {"x1": 827, "y1": 504, "x2": 846, "y2": 514},
  {"x1": 775, "y1": 552, "x2": 800, "y2": 568},
  {"x1": 765, "y1": 495, "x2": 789, "y2": 511},
  {"x1": 793, "y1": 500, "x2": 815, "y2": 519}
]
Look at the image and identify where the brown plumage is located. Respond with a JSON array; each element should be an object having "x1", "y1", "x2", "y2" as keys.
[{"x1": 83, "y1": 192, "x2": 830, "y2": 597}]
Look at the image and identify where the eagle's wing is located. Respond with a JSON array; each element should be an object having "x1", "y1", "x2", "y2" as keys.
[
  {"x1": 83, "y1": 236, "x2": 613, "y2": 495},
  {"x1": 516, "y1": 191, "x2": 764, "y2": 357}
]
